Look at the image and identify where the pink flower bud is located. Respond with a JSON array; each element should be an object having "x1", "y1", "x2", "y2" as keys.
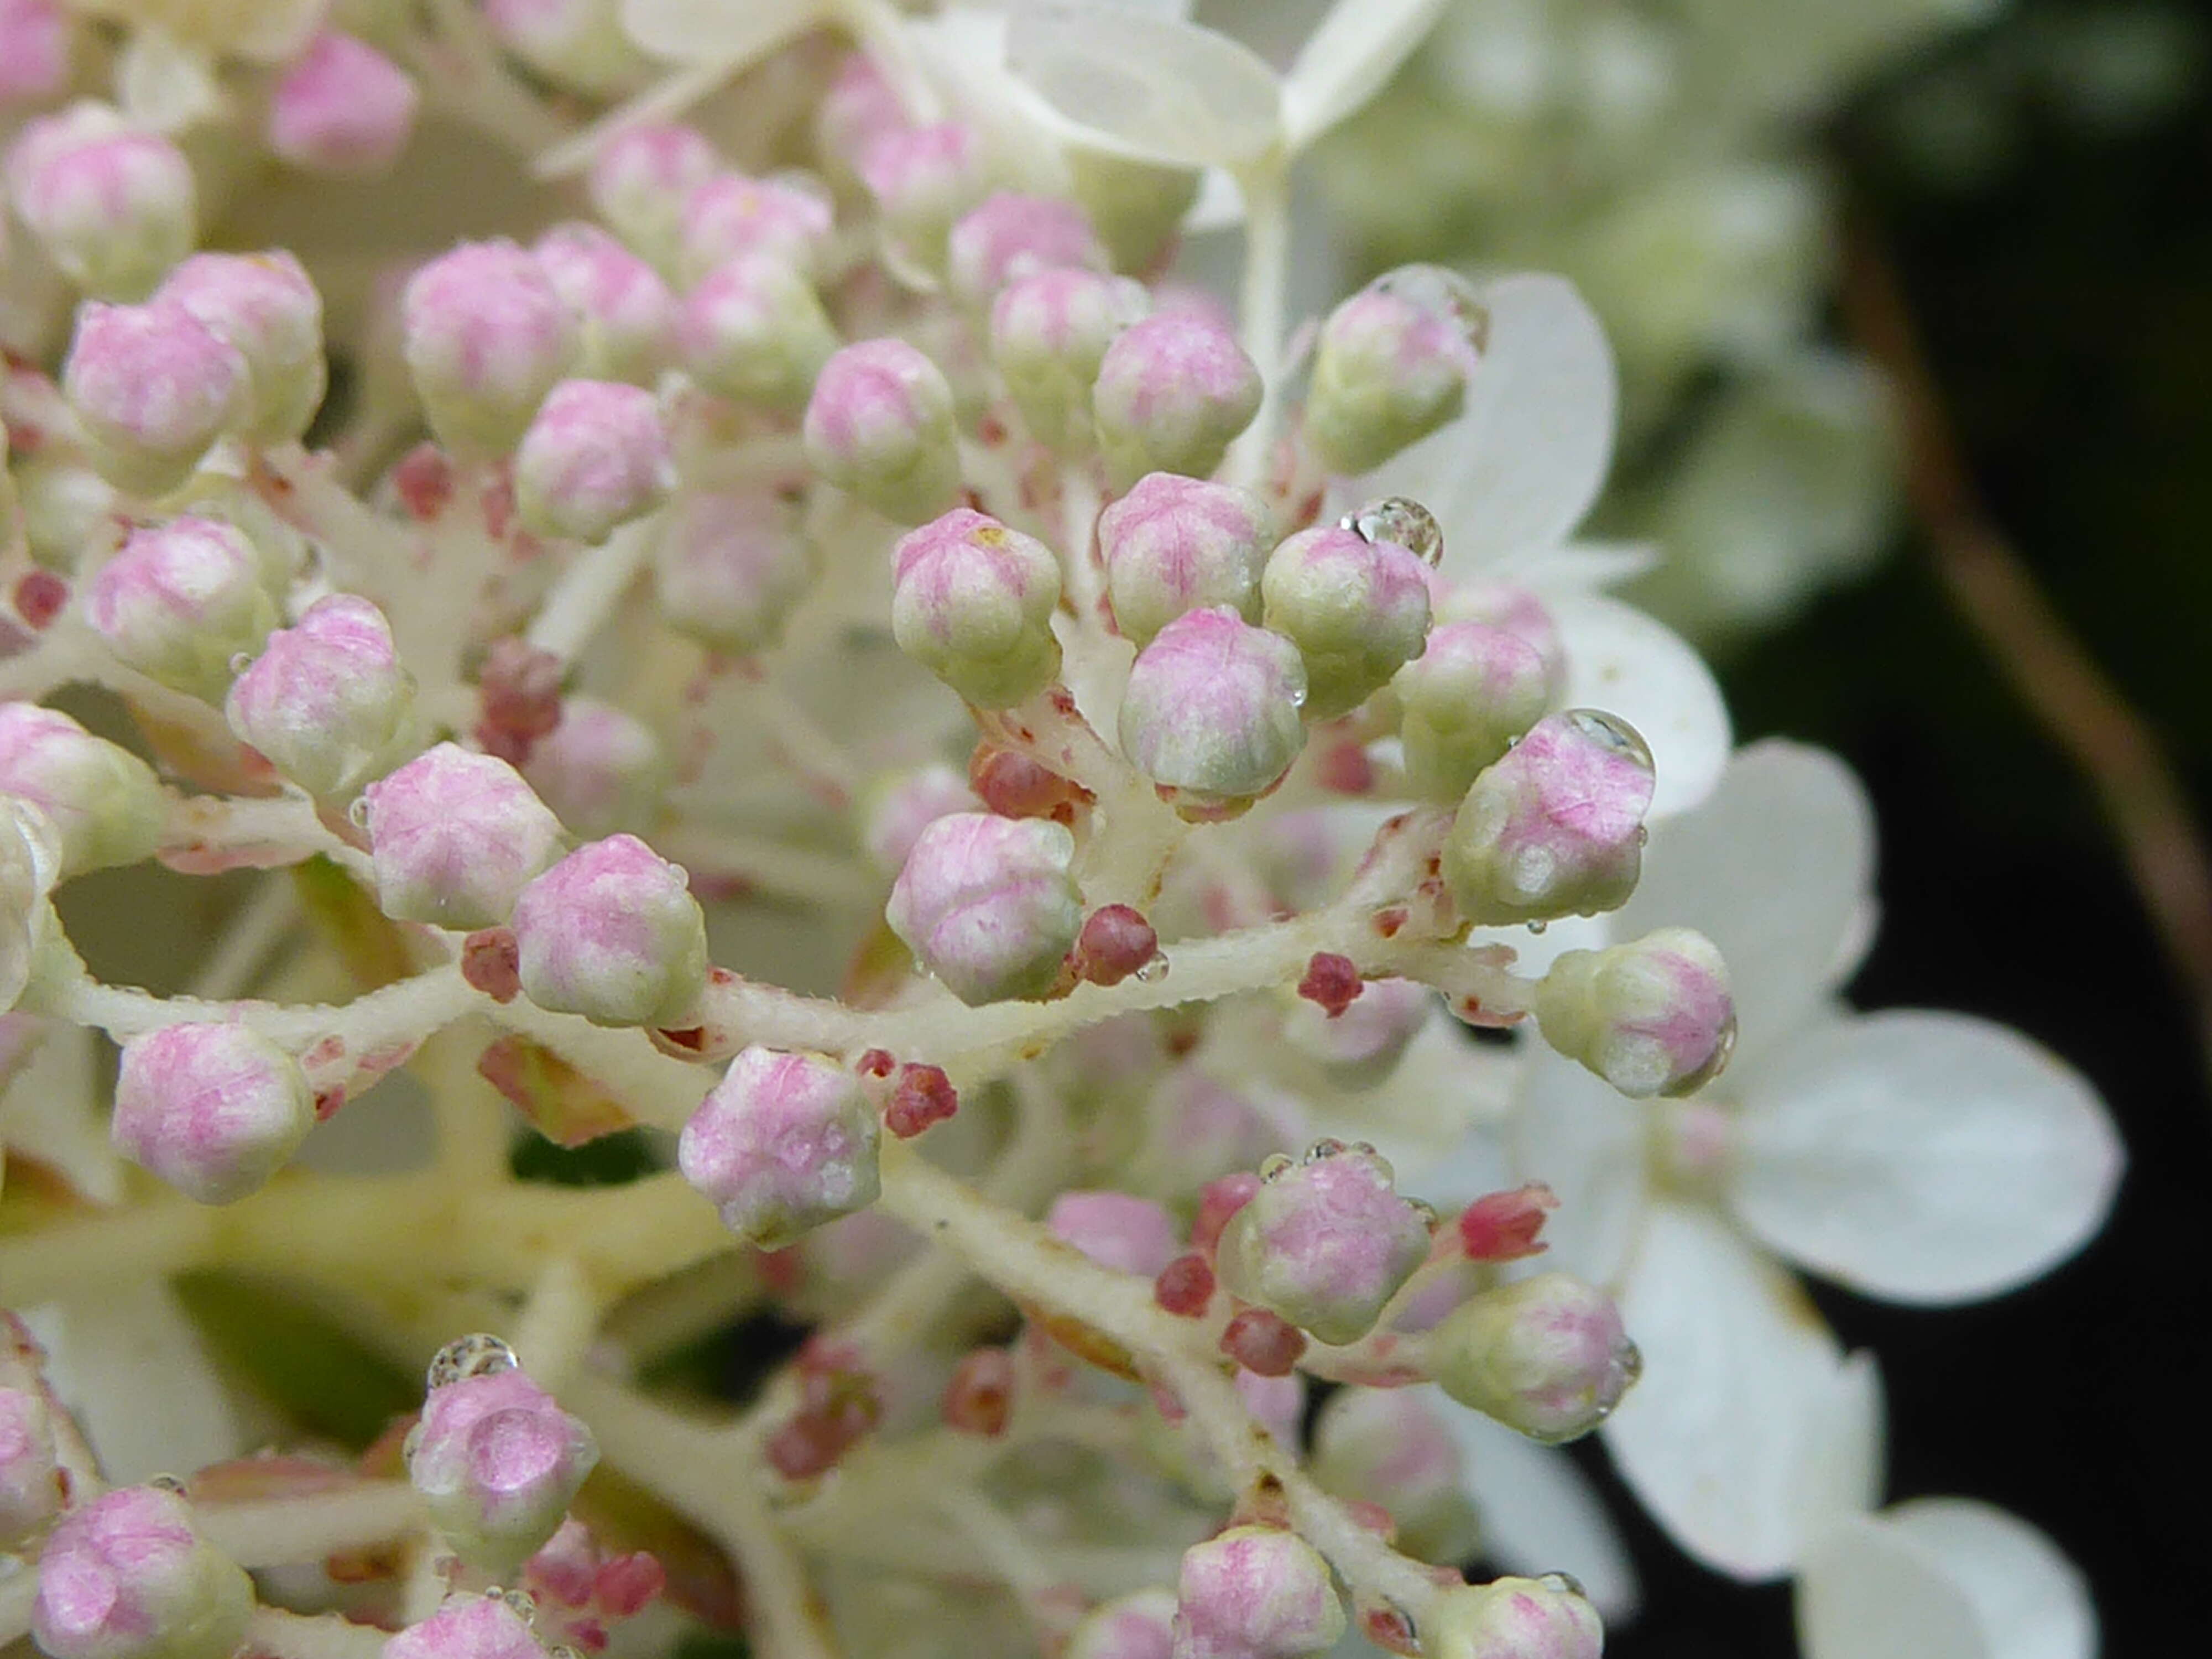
[
  {"x1": 678, "y1": 172, "x2": 834, "y2": 286},
  {"x1": 946, "y1": 192, "x2": 1106, "y2": 311},
  {"x1": 1281, "y1": 976, "x2": 1433, "y2": 1087},
  {"x1": 1071, "y1": 903, "x2": 1159, "y2": 987},
  {"x1": 677, "y1": 253, "x2": 838, "y2": 413},
  {"x1": 266, "y1": 32, "x2": 419, "y2": 176},
  {"x1": 156, "y1": 251, "x2": 326, "y2": 444},
  {"x1": 1118, "y1": 608, "x2": 1307, "y2": 821},
  {"x1": 942, "y1": 1346, "x2": 1015, "y2": 1436},
  {"x1": 225, "y1": 593, "x2": 413, "y2": 796},
  {"x1": 0, "y1": 0, "x2": 69, "y2": 105},
  {"x1": 513, "y1": 380, "x2": 674, "y2": 543},
  {"x1": 989, "y1": 265, "x2": 1151, "y2": 455},
  {"x1": 362, "y1": 743, "x2": 566, "y2": 928},
  {"x1": 521, "y1": 697, "x2": 664, "y2": 838},
  {"x1": 1305, "y1": 267, "x2": 1484, "y2": 476},
  {"x1": 813, "y1": 53, "x2": 909, "y2": 190},
  {"x1": 1218, "y1": 1308, "x2": 1306, "y2": 1378},
  {"x1": 860, "y1": 763, "x2": 979, "y2": 875},
  {"x1": 652, "y1": 488, "x2": 817, "y2": 656},
  {"x1": 511, "y1": 833, "x2": 709, "y2": 1026},
  {"x1": 407, "y1": 1363, "x2": 599, "y2": 1575},
  {"x1": 1098, "y1": 472, "x2": 1270, "y2": 647},
  {"x1": 1443, "y1": 709, "x2": 1656, "y2": 925},
  {"x1": 1394, "y1": 620, "x2": 1554, "y2": 802},
  {"x1": 483, "y1": 0, "x2": 650, "y2": 98},
  {"x1": 1536, "y1": 926, "x2": 1735, "y2": 1098},
  {"x1": 677, "y1": 1046, "x2": 881, "y2": 1246},
  {"x1": 1310, "y1": 1389, "x2": 1480, "y2": 1564},
  {"x1": 587, "y1": 122, "x2": 718, "y2": 272},
  {"x1": 802, "y1": 338, "x2": 962, "y2": 524},
  {"x1": 889, "y1": 508, "x2": 1062, "y2": 708},
  {"x1": 87, "y1": 515, "x2": 275, "y2": 697},
  {"x1": 1170, "y1": 1526, "x2": 1345, "y2": 1659},
  {"x1": 1427, "y1": 1272, "x2": 1639, "y2": 1443},
  {"x1": 1259, "y1": 524, "x2": 1432, "y2": 721},
  {"x1": 0, "y1": 1384, "x2": 64, "y2": 1547},
  {"x1": 111, "y1": 1020, "x2": 315, "y2": 1203},
  {"x1": 1217, "y1": 1142, "x2": 1433, "y2": 1345},
  {"x1": 885, "y1": 811, "x2": 1082, "y2": 1005},
  {"x1": 1047, "y1": 1190, "x2": 1181, "y2": 1278},
  {"x1": 32, "y1": 1485, "x2": 253, "y2": 1659},
  {"x1": 1423, "y1": 1577, "x2": 1602, "y2": 1659},
  {"x1": 859, "y1": 123, "x2": 987, "y2": 277},
  {"x1": 1092, "y1": 312, "x2": 1263, "y2": 492},
  {"x1": 533, "y1": 223, "x2": 676, "y2": 385},
  {"x1": 1068, "y1": 1589, "x2": 1178, "y2": 1659},
  {"x1": 63, "y1": 301, "x2": 243, "y2": 497},
  {"x1": 402, "y1": 240, "x2": 578, "y2": 456},
  {"x1": 0, "y1": 701, "x2": 163, "y2": 874},
  {"x1": 385, "y1": 1593, "x2": 551, "y2": 1659},
  {"x1": 6, "y1": 104, "x2": 193, "y2": 300}
]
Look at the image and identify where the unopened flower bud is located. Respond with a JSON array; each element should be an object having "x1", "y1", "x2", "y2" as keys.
[
  {"x1": 512, "y1": 833, "x2": 708, "y2": 1026},
  {"x1": 1119, "y1": 608, "x2": 1306, "y2": 820},
  {"x1": 266, "y1": 32, "x2": 419, "y2": 176},
  {"x1": 677, "y1": 253, "x2": 838, "y2": 413},
  {"x1": 885, "y1": 811, "x2": 1082, "y2": 1005},
  {"x1": 483, "y1": 0, "x2": 649, "y2": 99},
  {"x1": 513, "y1": 380, "x2": 674, "y2": 542},
  {"x1": 64, "y1": 301, "x2": 243, "y2": 497},
  {"x1": 13, "y1": 453, "x2": 118, "y2": 571},
  {"x1": 1171, "y1": 1526, "x2": 1345, "y2": 1659},
  {"x1": 989, "y1": 267, "x2": 1150, "y2": 455},
  {"x1": 1423, "y1": 1577, "x2": 1601, "y2": 1659},
  {"x1": 945, "y1": 192, "x2": 1106, "y2": 311},
  {"x1": 587, "y1": 122, "x2": 718, "y2": 272},
  {"x1": 860, "y1": 764, "x2": 978, "y2": 875},
  {"x1": 653, "y1": 488, "x2": 817, "y2": 657},
  {"x1": 802, "y1": 339, "x2": 962, "y2": 524},
  {"x1": 0, "y1": 702, "x2": 163, "y2": 874},
  {"x1": 384, "y1": 1594, "x2": 549, "y2": 1659},
  {"x1": 1, "y1": 1385, "x2": 64, "y2": 1547},
  {"x1": 1072, "y1": 904, "x2": 1159, "y2": 987},
  {"x1": 1281, "y1": 977, "x2": 1433, "y2": 1087},
  {"x1": 111, "y1": 1020, "x2": 314, "y2": 1203},
  {"x1": 678, "y1": 1047, "x2": 881, "y2": 1246},
  {"x1": 1217, "y1": 1143, "x2": 1432, "y2": 1345},
  {"x1": 362, "y1": 743, "x2": 565, "y2": 928},
  {"x1": 6, "y1": 105, "x2": 193, "y2": 300},
  {"x1": 1536, "y1": 927, "x2": 1735, "y2": 1099},
  {"x1": 1310, "y1": 1389, "x2": 1480, "y2": 1564},
  {"x1": 1098, "y1": 473, "x2": 1269, "y2": 646},
  {"x1": 1443, "y1": 711, "x2": 1655, "y2": 926},
  {"x1": 156, "y1": 251, "x2": 326, "y2": 444},
  {"x1": 407, "y1": 1364, "x2": 599, "y2": 1575},
  {"x1": 1047, "y1": 1190, "x2": 1180, "y2": 1277},
  {"x1": 889, "y1": 508, "x2": 1062, "y2": 708},
  {"x1": 1428, "y1": 1272, "x2": 1639, "y2": 1443},
  {"x1": 0, "y1": 0, "x2": 69, "y2": 104},
  {"x1": 1068, "y1": 1589, "x2": 1178, "y2": 1659},
  {"x1": 1394, "y1": 622, "x2": 1554, "y2": 802},
  {"x1": 533, "y1": 222, "x2": 676, "y2": 385},
  {"x1": 1305, "y1": 267, "x2": 1484, "y2": 476},
  {"x1": 32, "y1": 1485, "x2": 252, "y2": 1659},
  {"x1": 860, "y1": 123, "x2": 987, "y2": 278},
  {"x1": 814, "y1": 52, "x2": 908, "y2": 188},
  {"x1": 679, "y1": 172, "x2": 834, "y2": 285},
  {"x1": 226, "y1": 593, "x2": 413, "y2": 796},
  {"x1": 402, "y1": 239, "x2": 577, "y2": 456},
  {"x1": 522, "y1": 697, "x2": 664, "y2": 837},
  {"x1": 1093, "y1": 312, "x2": 1262, "y2": 491},
  {"x1": 1260, "y1": 525, "x2": 1432, "y2": 721},
  {"x1": 87, "y1": 516, "x2": 275, "y2": 697}
]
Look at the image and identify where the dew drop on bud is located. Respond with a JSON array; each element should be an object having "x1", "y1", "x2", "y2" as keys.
[
  {"x1": 427, "y1": 1332, "x2": 519, "y2": 1387},
  {"x1": 1342, "y1": 497, "x2": 1443, "y2": 567},
  {"x1": 1667, "y1": 1013, "x2": 1738, "y2": 1098},
  {"x1": 347, "y1": 796, "x2": 371, "y2": 828},
  {"x1": 1537, "y1": 1572, "x2": 1586, "y2": 1599},
  {"x1": 1373, "y1": 264, "x2": 1489, "y2": 353},
  {"x1": 1134, "y1": 950, "x2": 1170, "y2": 982},
  {"x1": 1259, "y1": 1152, "x2": 1294, "y2": 1182},
  {"x1": 148, "y1": 1473, "x2": 186, "y2": 1494},
  {"x1": 499, "y1": 1589, "x2": 538, "y2": 1619},
  {"x1": 1526, "y1": 919, "x2": 1547, "y2": 935},
  {"x1": 228, "y1": 651, "x2": 255, "y2": 676},
  {"x1": 1562, "y1": 707, "x2": 1654, "y2": 773}
]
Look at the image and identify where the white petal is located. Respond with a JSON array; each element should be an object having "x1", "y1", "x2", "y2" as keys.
[
  {"x1": 1601, "y1": 1203, "x2": 1848, "y2": 1580},
  {"x1": 1796, "y1": 1514, "x2": 1992, "y2": 1659},
  {"x1": 1324, "y1": 1012, "x2": 1518, "y2": 1186},
  {"x1": 1521, "y1": 540, "x2": 1660, "y2": 592},
  {"x1": 1280, "y1": 0, "x2": 1454, "y2": 152},
  {"x1": 1614, "y1": 740, "x2": 1874, "y2": 1067},
  {"x1": 22, "y1": 1286, "x2": 244, "y2": 1484},
  {"x1": 1730, "y1": 1011, "x2": 2123, "y2": 1304},
  {"x1": 1506, "y1": 1050, "x2": 1648, "y2": 1288},
  {"x1": 1881, "y1": 1500, "x2": 2097, "y2": 1659},
  {"x1": 1005, "y1": 4, "x2": 1285, "y2": 168},
  {"x1": 1790, "y1": 1350, "x2": 1886, "y2": 1542},
  {"x1": 1442, "y1": 1398, "x2": 1641, "y2": 1619},
  {"x1": 620, "y1": 0, "x2": 821, "y2": 63},
  {"x1": 1546, "y1": 591, "x2": 1731, "y2": 820}
]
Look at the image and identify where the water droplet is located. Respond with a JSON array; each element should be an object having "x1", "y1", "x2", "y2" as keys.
[
  {"x1": 1407, "y1": 1198, "x2": 1439, "y2": 1229},
  {"x1": 1667, "y1": 1014, "x2": 1738, "y2": 1097},
  {"x1": 1372, "y1": 264, "x2": 1489, "y2": 354},
  {"x1": 1259, "y1": 1152, "x2": 1294, "y2": 1182},
  {"x1": 1525, "y1": 919, "x2": 1547, "y2": 936},
  {"x1": 228, "y1": 651, "x2": 254, "y2": 676},
  {"x1": 1342, "y1": 497, "x2": 1443, "y2": 566},
  {"x1": 427, "y1": 1333, "x2": 518, "y2": 1388},
  {"x1": 1561, "y1": 708, "x2": 1654, "y2": 774},
  {"x1": 1303, "y1": 1138, "x2": 1349, "y2": 1162},
  {"x1": 346, "y1": 796, "x2": 371, "y2": 829},
  {"x1": 148, "y1": 1473, "x2": 186, "y2": 1494},
  {"x1": 1537, "y1": 1571, "x2": 1587, "y2": 1599},
  {"x1": 499, "y1": 1589, "x2": 537, "y2": 1620},
  {"x1": 1134, "y1": 951, "x2": 1170, "y2": 983}
]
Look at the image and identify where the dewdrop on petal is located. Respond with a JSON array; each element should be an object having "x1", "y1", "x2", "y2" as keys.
[
  {"x1": 1215, "y1": 1142, "x2": 1433, "y2": 1345},
  {"x1": 6, "y1": 103, "x2": 194, "y2": 301},
  {"x1": 1422, "y1": 1577, "x2": 1602, "y2": 1659},
  {"x1": 1305, "y1": 266, "x2": 1484, "y2": 477},
  {"x1": 889, "y1": 508, "x2": 1062, "y2": 708},
  {"x1": 1170, "y1": 1526, "x2": 1345, "y2": 1659},
  {"x1": 510, "y1": 834, "x2": 709, "y2": 1027},
  {"x1": 63, "y1": 301, "x2": 243, "y2": 497},
  {"x1": 110, "y1": 1021, "x2": 315, "y2": 1204},
  {"x1": 156, "y1": 251, "x2": 326, "y2": 445},
  {"x1": 402, "y1": 239, "x2": 577, "y2": 457},
  {"x1": 1310, "y1": 1387, "x2": 1481, "y2": 1565},
  {"x1": 802, "y1": 339, "x2": 962, "y2": 525},
  {"x1": 362, "y1": 744, "x2": 566, "y2": 930},
  {"x1": 406, "y1": 1360, "x2": 600, "y2": 1577},
  {"x1": 1098, "y1": 472, "x2": 1270, "y2": 647},
  {"x1": 678, "y1": 1047, "x2": 881, "y2": 1248},
  {"x1": 265, "y1": 32, "x2": 420, "y2": 176},
  {"x1": 990, "y1": 267, "x2": 1151, "y2": 456},
  {"x1": 886, "y1": 811, "x2": 1083, "y2": 1006},
  {"x1": 385, "y1": 1593, "x2": 551, "y2": 1659},
  {"x1": 513, "y1": 380, "x2": 674, "y2": 543},
  {"x1": 1427, "y1": 1272, "x2": 1639, "y2": 1444},
  {"x1": 87, "y1": 516, "x2": 276, "y2": 700},
  {"x1": 945, "y1": 192, "x2": 1107, "y2": 312},
  {"x1": 653, "y1": 489, "x2": 818, "y2": 656},
  {"x1": 0, "y1": 701, "x2": 164, "y2": 874},
  {"x1": 31, "y1": 1485, "x2": 253, "y2": 1659},
  {"x1": 1537, "y1": 927, "x2": 1736, "y2": 1098},
  {"x1": 1394, "y1": 621, "x2": 1556, "y2": 803},
  {"x1": 1259, "y1": 524, "x2": 1432, "y2": 722},
  {"x1": 677, "y1": 252, "x2": 838, "y2": 414},
  {"x1": 1119, "y1": 608, "x2": 1307, "y2": 821},
  {"x1": 1, "y1": 1384, "x2": 64, "y2": 1547},
  {"x1": 225, "y1": 593, "x2": 414, "y2": 797},
  {"x1": 1093, "y1": 312, "x2": 1264, "y2": 492},
  {"x1": 533, "y1": 222, "x2": 677, "y2": 385}
]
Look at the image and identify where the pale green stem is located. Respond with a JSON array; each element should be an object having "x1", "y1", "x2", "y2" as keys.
[
  {"x1": 509, "y1": 1256, "x2": 606, "y2": 1392},
  {"x1": 525, "y1": 516, "x2": 660, "y2": 667},
  {"x1": 1225, "y1": 153, "x2": 1294, "y2": 489},
  {"x1": 198, "y1": 1482, "x2": 425, "y2": 1568}
]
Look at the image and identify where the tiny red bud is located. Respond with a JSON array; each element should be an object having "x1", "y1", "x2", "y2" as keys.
[
  {"x1": 942, "y1": 1347, "x2": 1015, "y2": 1436},
  {"x1": 14, "y1": 570, "x2": 68, "y2": 630},
  {"x1": 1219, "y1": 1309, "x2": 1306, "y2": 1378},
  {"x1": 968, "y1": 742, "x2": 1091, "y2": 820},
  {"x1": 857, "y1": 1047, "x2": 897, "y2": 1077},
  {"x1": 1072, "y1": 904, "x2": 1158, "y2": 987},
  {"x1": 1191, "y1": 1172, "x2": 1261, "y2": 1256},
  {"x1": 1154, "y1": 1252, "x2": 1215, "y2": 1317},
  {"x1": 461, "y1": 927, "x2": 521, "y2": 1003},
  {"x1": 391, "y1": 443, "x2": 453, "y2": 519},
  {"x1": 1457, "y1": 1182, "x2": 1559, "y2": 1263},
  {"x1": 476, "y1": 637, "x2": 565, "y2": 763},
  {"x1": 885, "y1": 1062, "x2": 958, "y2": 1137},
  {"x1": 1297, "y1": 952, "x2": 1363, "y2": 1018}
]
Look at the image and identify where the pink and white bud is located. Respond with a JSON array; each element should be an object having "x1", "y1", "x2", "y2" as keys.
[
  {"x1": 1047, "y1": 1190, "x2": 1181, "y2": 1279},
  {"x1": 1093, "y1": 312, "x2": 1263, "y2": 492},
  {"x1": 885, "y1": 811, "x2": 1082, "y2": 1006},
  {"x1": 1170, "y1": 1526, "x2": 1345, "y2": 1659},
  {"x1": 586, "y1": 122, "x2": 718, "y2": 273},
  {"x1": 111, "y1": 1020, "x2": 314, "y2": 1203},
  {"x1": 1536, "y1": 926, "x2": 1735, "y2": 1098},
  {"x1": 87, "y1": 516, "x2": 275, "y2": 697},
  {"x1": 1118, "y1": 608, "x2": 1307, "y2": 820},
  {"x1": 677, "y1": 1047, "x2": 881, "y2": 1247},
  {"x1": 1394, "y1": 621, "x2": 1555, "y2": 802},
  {"x1": 678, "y1": 173, "x2": 834, "y2": 285},
  {"x1": 1305, "y1": 267, "x2": 1484, "y2": 477},
  {"x1": 1216, "y1": 1142, "x2": 1433, "y2": 1345},
  {"x1": 1281, "y1": 977, "x2": 1433, "y2": 1088},
  {"x1": 513, "y1": 379, "x2": 674, "y2": 543},
  {"x1": 1098, "y1": 472, "x2": 1270, "y2": 647},
  {"x1": 6, "y1": 104, "x2": 194, "y2": 300},
  {"x1": 156, "y1": 251, "x2": 326, "y2": 444},
  {"x1": 677, "y1": 253, "x2": 837, "y2": 413},
  {"x1": 407, "y1": 1364, "x2": 600, "y2": 1575},
  {"x1": 813, "y1": 53, "x2": 909, "y2": 190},
  {"x1": 0, "y1": 701, "x2": 163, "y2": 874},
  {"x1": 1423, "y1": 1577, "x2": 1602, "y2": 1659},
  {"x1": 533, "y1": 222, "x2": 677, "y2": 385},
  {"x1": 266, "y1": 32, "x2": 419, "y2": 176},
  {"x1": 522, "y1": 696, "x2": 664, "y2": 838},
  {"x1": 0, "y1": 0, "x2": 70, "y2": 105},
  {"x1": 989, "y1": 265, "x2": 1151, "y2": 455},
  {"x1": 1259, "y1": 525, "x2": 1432, "y2": 721},
  {"x1": 225, "y1": 593, "x2": 413, "y2": 796},
  {"x1": 511, "y1": 833, "x2": 709, "y2": 1026},
  {"x1": 860, "y1": 763, "x2": 978, "y2": 875},
  {"x1": 1068, "y1": 1589, "x2": 1178, "y2": 1659},
  {"x1": 802, "y1": 338, "x2": 962, "y2": 524},
  {"x1": 12, "y1": 452, "x2": 119, "y2": 571},
  {"x1": 945, "y1": 193, "x2": 1106, "y2": 311},
  {"x1": 402, "y1": 240, "x2": 577, "y2": 456},
  {"x1": 482, "y1": 0, "x2": 650, "y2": 98},
  {"x1": 385, "y1": 1593, "x2": 551, "y2": 1659},
  {"x1": 63, "y1": 301, "x2": 243, "y2": 497},
  {"x1": 1310, "y1": 1388, "x2": 1480, "y2": 1564},
  {"x1": 32, "y1": 1485, "x2": 253, "y2": 1659},
  {"x1": 652, "y1": 488, "x2": 817, "y2": 656},
  {"x1": 859, "y1": 123, "x2": 987, "y2": 278},
  {"x1": 1427, "y1": 1272, "x2": 1639, "y2": 1443},
  {"x1": 0, "y1": 1384, "x2": 64, "y2": 1547},
  {"x1": 1443, "y1": 710, "x2": 1656, "y2": 926},
  {"x1": 362, "y1": 743, "x2": 565, "y2": 928},
  {"x1": 889, "y1": 508, "x2": 1062, "y2": 708}
]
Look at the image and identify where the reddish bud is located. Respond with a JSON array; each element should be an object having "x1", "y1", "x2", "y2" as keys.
[
  {"x1": 1072, "y1": 905, "x2": 1158, "y2": 988},
  {"x1": 1219, "y1": 1310, "x2": 1306, "y2": 1378},
  {"x1": 942, "y1": 1348, "x2": 1015, "y2": 1436},
  {"x1": 1296, "y1": 952, "x2": 1363, "y2": 1018},
  {"x1": 461, "y1": 928, "x2": 522, "y2": 1003},
  {"x1": 14, "y1": 571, "x2": 66, "y2": 630},
  {"x1": 885, "y1": 1062, "x2": 958, "y2": 1138},
  {"x1": 1154, "y1": 1253, "x2": 1215, "y2": 1317},
  {"x1": 968, "y1": 743, "x2": 1092, "y2": 821},
  {"x1": 1457, "y1": 1183, "x2": 1558, "y2": 1264},
  {"x1": 1191, "y1": 1172, "x2": 1261, "y2": 1256}
]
